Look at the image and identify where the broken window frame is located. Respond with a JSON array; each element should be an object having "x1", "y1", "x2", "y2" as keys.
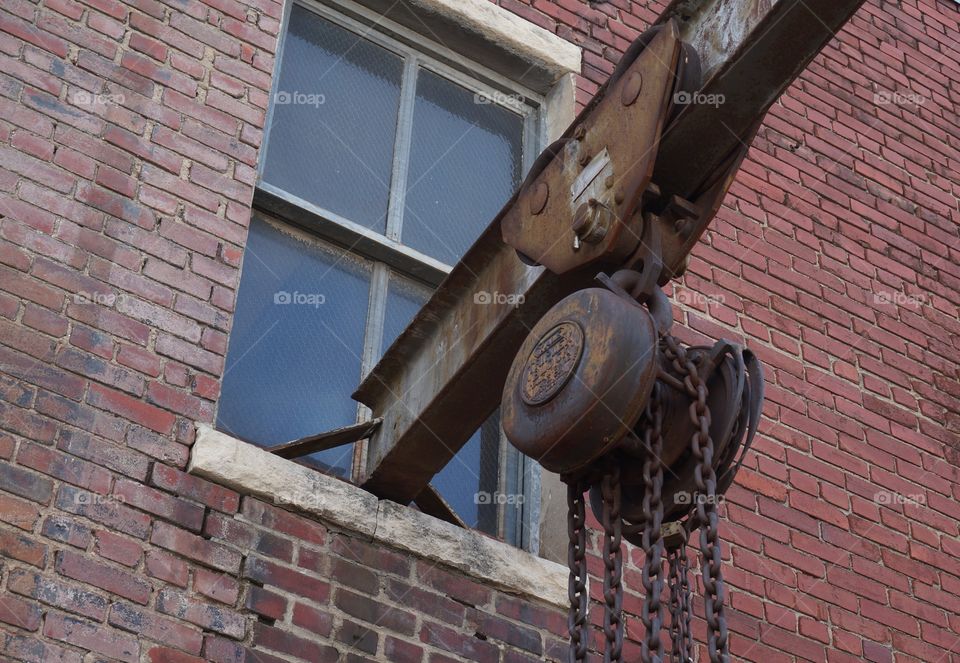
[{"x1": 240, "y1": 0, "x2": 547, "y2": 550}]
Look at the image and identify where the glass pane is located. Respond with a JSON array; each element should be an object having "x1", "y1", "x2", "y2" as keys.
[
  {"x1": 381, "y1": 272, "x2": 432, "y2": 357},
  {"x1": 403, "y1": 68, "x2": 524, "y2": 265},
  {"x1": 262, "y1": 5, "x2": 403, "y2": 232},
  {"x1": 217, "y1": 217, "x2": 371, "y2": 477},
  {"x1": 432, "y1": 415, "x2": 502, "y2": 534}
]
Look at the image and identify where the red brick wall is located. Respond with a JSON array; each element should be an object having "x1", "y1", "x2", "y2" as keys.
[{"x1": 0, "y1": 0, "x2": 958, "y2": 660}]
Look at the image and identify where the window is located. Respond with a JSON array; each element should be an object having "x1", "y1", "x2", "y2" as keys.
[{"x1": 217, "y1": 0, "x2": 542, "y2": 546}]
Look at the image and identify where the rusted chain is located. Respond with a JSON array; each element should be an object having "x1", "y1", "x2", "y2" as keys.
[
  {"x1": 664, "y1": 334, "x2": 730, "y2": 663},
  {"x1": 566, "y1": 476, "x2": 589, "y2": 663},
  {"x1": 601, "y1": 463, "x2": 624, "y2": 662},
  {"x1": 639, "y1": 383, "x2": 666, "y2": 663}
]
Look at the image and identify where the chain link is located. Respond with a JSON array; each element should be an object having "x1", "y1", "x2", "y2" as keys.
[
  {"x1": 667, "y1": 541, "x2": 693, "y2": 663},
  {"x1": 639, "y1": 383, "x2": 666, "y2": 663},
  {"x1": 567, "y1": 477, "x2": 589, "y2": 663},
  {"x1": 601, "y1": 463, "x2": 624, "y2": 663},
  {"x1": 664, "y1": 335, "x2": 729, "y2": 663}
]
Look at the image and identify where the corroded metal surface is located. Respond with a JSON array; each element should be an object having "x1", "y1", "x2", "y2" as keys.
[
  {"x1": 501, "y1": 288, "x2": 659, "y2": 474},
  {"x1": 355, "y1": 0, "x2": 866, "y2": 504},
  {"x1": 501, "y1": 23, "x2": 681, "y2": 275}
]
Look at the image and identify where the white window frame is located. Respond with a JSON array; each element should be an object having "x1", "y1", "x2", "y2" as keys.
[{"x1": 245, "y1": 0, "x2": 579, "y2": 553}]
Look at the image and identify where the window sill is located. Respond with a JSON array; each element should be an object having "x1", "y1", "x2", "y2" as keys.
[{"x1": 188, "y1": 424, "x2": 569, "y2": 608}]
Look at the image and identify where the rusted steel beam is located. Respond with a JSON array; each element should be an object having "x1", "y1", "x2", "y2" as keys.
[{"x1": 355, "y1": 0, "x2": 866, "y2": 504}]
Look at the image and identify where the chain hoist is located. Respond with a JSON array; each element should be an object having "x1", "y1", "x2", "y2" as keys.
[
  {"x1": 503, "y1": 270, "x2": 762, "y2": 662},
  {"x1": 499, "y1": 19, "x2": 764, "y2": 663}
]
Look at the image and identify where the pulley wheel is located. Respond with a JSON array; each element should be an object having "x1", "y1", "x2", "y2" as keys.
[{"x1": 501, "y1": 288, "x2": 658, "y2": 474}]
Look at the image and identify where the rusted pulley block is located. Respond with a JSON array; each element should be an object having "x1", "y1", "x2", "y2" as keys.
[
  {"x1": 500, "y1": 278, "x2": 764, "y2": 524},
  {"x1": 500, "y1": 286, "x2": 661, "y2": 475}
]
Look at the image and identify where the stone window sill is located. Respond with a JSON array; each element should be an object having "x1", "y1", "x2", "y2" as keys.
[{"x1": 188, "y1": 425, "x2": 568, "y2": 608}]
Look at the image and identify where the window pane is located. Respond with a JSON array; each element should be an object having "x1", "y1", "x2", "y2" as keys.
[
  {"x1": 432, "y1": 415, "x2": 501, "y2": 534},
  {"x1": 381, "y1": 272, "x2": 432, "y2": 356},
  {"x1": 262, "y1": 5, "x2": 403, "y2": 232},
  {"x1": 217, "y1": 217, "x2": 371, "y2": 477},
  {"x1": 403, "y1": 68, "x2": 524, "y2": 265}
]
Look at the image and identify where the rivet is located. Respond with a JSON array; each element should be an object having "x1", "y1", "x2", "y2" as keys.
[
  {"x1": 529, "y1": 182, "x2": 549, "y2": 216},
  {"x1": 621, "y1": 71, "x2": 643, "y2": 106}
]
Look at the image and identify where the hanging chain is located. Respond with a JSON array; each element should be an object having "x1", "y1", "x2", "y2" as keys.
[
  {"x1": 601, "y1": 463, "x2": 624, "y2": 663},
  {"x1": 566, "y1": 476, "x2": 589, "y2": 663},
  {"x1": 561, "y1": 333, "x2": 734, "y2": 662},
  {"x1": 666, "y1": 537, "x2": 693, "y2": 663},
  {"x1": 639, "y1": 383, "x2": 666, "y2": 663},
  {"x1": 664, "y1": 334, "x2": 729, "y2": 663}
]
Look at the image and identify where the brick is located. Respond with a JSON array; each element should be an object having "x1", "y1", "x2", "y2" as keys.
[
  {"x1": 145, "y1": 548, "x2": 190, "y2": 587},
  {"x1": 420, "y1": 620, "x2": 499, "y2": 663},
  {"x1": 0, "y1": 461, "x2": 54, "y2": 503},
  {"x1": 56, "y1": 549, "x2": 151, "y2": 604},
  {"x1": 245, "y1": 586, "x2": 286, "y2": 620},
  {"x1": 152, "y1": 463, "x2": 240, "y2": 513},
  {"x1": 474, "y1": 612, "x2": 542, "y2": 655},
  {"x1": 94, "y1": 529, "x2": 143, "y2": 566},
  {"x1": 417, "y1": 561, "x2": 491, "y2": 607},
  {"x1": 241, "y1": 498, "x2": 325, "y2": 545},
  {"x1": 55, "y1": 484, "x2": 152, "y2": 539},
  {"x1": 7, "y1": 568, "x2": 109, "y2": 620},
  {"x1": 336, "y1": 618, "x2": 378, "y2": 654},
  {"x1": 109, "y1": 602, "x2": 204, "y2": 654},
  {"x1": 147, "y1": 647, "x2": 207, "y2": 663},
  {"x1": 244, "y1": 556, "x2": 331, "y2": 602},
  {"x1": 156, "y1": 332, "x2": 223, "y2": 374},
  {"x1": 151, "y1": 521, "x2": 242, "y2": 574},
  {"x1": 252, "y1": 622, "x2": 338, "y2": 661},
  {"x1": 57, "y1": 427, "x2": 150, "y2": 480},
  {"x1": 44, "y1": 612, "x2": 139, "y2": 662},
  {"x1": 194, "y1": 567, "x2": 240, "y2": 605},
  {"x1": 0, "y1": 492, "x2": 41, "y2": 530},
  {"x1": 156, "y1": 588, "x2": 246, "y2": 638},
  {"x1": 335, "y1": 588, "x2": 416, "y2": 636},
  {"x1": 330, "y1": 533, "x2": 410, "y2": 577},
  {"x1": 0, "y1": 526, "x2": 47, "y2": 567},
  {"x1": 114, "y1": 477, "x2": 204, "y2": 531},
  {"x1": 147, "y1": 381, "x2": 212, "y2": 419},
  {"x1": 41, "y1": 514, "x2": 92, "y2": 548},
  {"x1": 87, "y1": 382, "x2": 176, "y2": 434},
  {"x1": 127, "y1": 425, "x2": 190, "y2": 467},
  {"x1": 0, "y1": 591, "x2": 42, "y2": 631}
]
